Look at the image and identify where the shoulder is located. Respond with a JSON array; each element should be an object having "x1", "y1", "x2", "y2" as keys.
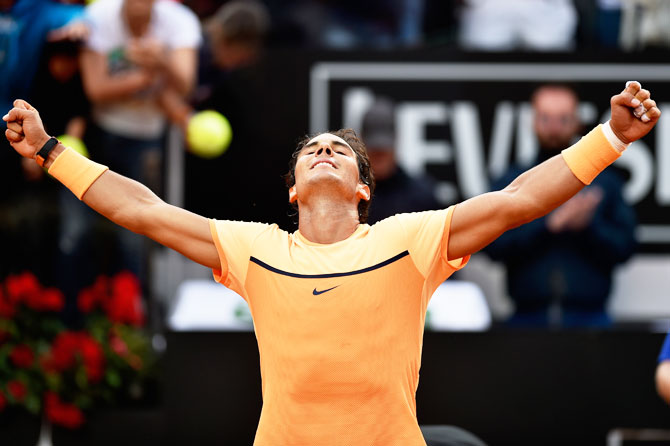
[
  {"x1": 85, "y1": 0, "x2": 121, "y2": 20},
  {"x1": 155, "y1": 0, "x2": 199, "y2": 24},
  {"x1": 382, "y1": 208, "x2": 453, "y2": 233},
  {"x1": 212, "y1": 219, "x2": 290, "y2": 245},
  {"x1": 153, "y1": 0, "x2": 201, "y2": 44},
  {"x1": 212, "y1": 219, "x2": 281, "y2": 234}
]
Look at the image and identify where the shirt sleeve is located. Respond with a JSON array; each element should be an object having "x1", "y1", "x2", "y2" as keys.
[
  {"x1": 209, "y1": 219, "x2": 272, "y2": 297},
  {"x1": 164, "y1": 2, "x2": 202, "y2": 49},
  {"x1": 84, "y1": 0, "x2": 114, "y2": 52},
  {"x1": 395, "y1": 205, "x2": 470, "y2": 280},
  {"x1": 45, "y1": 2, "x2": 84, "y2": 31}
]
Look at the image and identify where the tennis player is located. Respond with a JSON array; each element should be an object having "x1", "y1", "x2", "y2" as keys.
[{"x1": 4, "y1": 81, "x2": 659, "y2": 445}]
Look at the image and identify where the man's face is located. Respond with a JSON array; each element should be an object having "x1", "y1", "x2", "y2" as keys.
[
  {"x1": 123, "y1": 0, "x2": 155, "y2": 25},
  {"x1": 212, "y1": 40, "x2": 258, "y2": 71},
  {"x1": 290, "y1": 133, "x2": 369, "y2": 204},
  {"x1": 533, "y1": 88, "x2": 580, "y2": 152},
  {"x1": 367, "y1": 149, "x2": 396, "y2": 181}
]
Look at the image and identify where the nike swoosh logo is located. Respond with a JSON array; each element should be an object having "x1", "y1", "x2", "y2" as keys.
[{"x1": 312, "y1": 286, "x2": 339, "y2": 295}]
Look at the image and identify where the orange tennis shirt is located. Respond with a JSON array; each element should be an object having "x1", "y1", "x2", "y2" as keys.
[{"x1": 209, "y1": 205, "x2": 469, "y2": 446}]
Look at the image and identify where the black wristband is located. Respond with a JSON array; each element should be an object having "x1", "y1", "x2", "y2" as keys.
[{"x1": 35, "y1": 136, "x2": 59, "y2": 167}]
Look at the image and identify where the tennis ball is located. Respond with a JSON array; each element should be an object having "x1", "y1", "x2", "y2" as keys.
[
  {"x1": 186, "y1": 110, "x2": 232, "y2": 159},
  {"x1": 57, "y1": 134, "x2": 89, "y2": 158}
]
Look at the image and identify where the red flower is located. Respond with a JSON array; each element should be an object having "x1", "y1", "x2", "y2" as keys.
[
  {"x1": 4, "y1": 273, "x2": 64, "y2": 312},
  {"x1": 9, "y1": 344, "x2": 34, "y2": 368},
  {"x1": 24, "y1": 287, "x2": 64, "y2": 312},
  {"x1": 42, "y1": 331, "x2": 80, "y2": 373},
  {"x1": 109, "y1": 333, "x2": 128, "y2": 356},
  {"x1": 44, "y1": 391, "x2": 84, "y2": 429},
  {"x1": 109, "y1": 332, "x2": 142, "y2": 370},
  {"x1": 42, "y1": 332, "x2": 105, "y2": 382},
  {"x1": 105, "y1": 271, "x2": 145, "y2": 326},
  {"x1": 77, "y1": 289, "x2": 96, "y2": 313},
  {"x1": 92, "y1": 275, "x2": 110, "y2": 297},
  {"x1": 79, "y1": 334, "x2": 104, "y2": 382},
  {"x1": 0, "y1": 287, "x2": 16, "y2": 318},
  {"x1": 7, "y1": 380, "x2": 27, "y2": 401},
  {"x1": 112, "y1": 271, "x2": 140, "y2": 300},
  {"x1": 35, "y1": 288, "x2": 65, "y2": 312},
  {"x1": 5, "y1": 272, "x2": 41, "y2": 305},
  {"x1": 0, "y1": 390, "x2": 6, "y2": 412},
  {"x1": 77, "y1": 276, "x2": 109, "y2": 313}
]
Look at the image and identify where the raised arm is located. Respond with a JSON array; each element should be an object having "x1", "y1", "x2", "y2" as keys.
[
  {"x1": 447, "y1": 82, "x2": 660, "y2": 261},
  {"x1": 3, "y1": 100, "x2": 220, "y2": 270}
]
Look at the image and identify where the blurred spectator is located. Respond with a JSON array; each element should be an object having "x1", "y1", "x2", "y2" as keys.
[
  {"x1": 620, "y1": 0, "x2": 670, "y2": 50},
  {"x1": 360, "y1": 97, "x2": 440, "y2": 223},
  {"x1": 0, "y1": 0, "x2": 86, "y2": 116},
  {"x1": 70, "y1": 0, "x2": 201, "y2": 289},
  {"x1": 189, "y1": 0, "x2": 269, "y2": 119},
  {"x1": 204, "y1": 0, "x2": 269, "y2": 72},
  {"x1": 656, "y1": 332, "x2": 670, "y2": 404},
  {"x1": 32, "y1": 39, "x2": 89, "y2": 140},
  {"x1": 160, "y1": 0, "x2": 270, "y2": 141},
  {"x1": 484, "y1": 84, "x2": 636, "y2": 328},
  {"x1": 0, "y1": 0, "x2": 86, "y2": 187},
  {"x1": 0, "y1": 0, "x2": 86, "y2": 282},
  {"x1": 265, "y1": 0, "x2": 424, "y2": 48},
  {"x1": 595, "y1": 0, "x2": 622, "y2": 48},
  {"x1": 31, "y1": 38, "x2": 91, "y2": 321},
  {"x1": 458, "y1": 0, "x2": 577, "y2": 51}
]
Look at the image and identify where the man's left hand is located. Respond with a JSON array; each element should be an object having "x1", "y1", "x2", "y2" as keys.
[{"x1": 610, "y1": 81, "x2": 661, "y2": 144}]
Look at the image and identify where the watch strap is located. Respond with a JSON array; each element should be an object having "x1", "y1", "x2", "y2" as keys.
[{"x1": 35, "y1": 136, "x2": 59, "y2": 167}]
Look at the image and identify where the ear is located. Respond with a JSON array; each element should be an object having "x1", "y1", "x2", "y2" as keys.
[
  {"x1": 356, "y1": 183, "x2": 370, "y2": 202},
  {"x1": 288, "y1": 185, "x2": 298, "y2": 203}
]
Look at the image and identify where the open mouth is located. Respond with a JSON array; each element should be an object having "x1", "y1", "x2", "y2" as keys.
[{"x1": 311, "y1": 161, "x2": 336, "y2": 169}]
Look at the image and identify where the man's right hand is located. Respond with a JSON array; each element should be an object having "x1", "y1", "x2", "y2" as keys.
[
  {"x1": 546, "y1": 187, "x2": 603, "y2": 233},
  {"x1": 3, "y1": 99, "x2": 51, "y2": 160}
]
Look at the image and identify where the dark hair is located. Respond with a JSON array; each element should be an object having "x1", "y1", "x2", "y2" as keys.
[
  {"x1": 284, "y1": 128, "x2": 376, "y2": 224},
  {"x1": 530, "y1": 82, "x2": 580, "y2": 105},
  {"x1": 207, "y1": 0, "x2": 270, "y2": 47}
]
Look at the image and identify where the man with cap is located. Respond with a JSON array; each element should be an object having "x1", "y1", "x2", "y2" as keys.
[{"x1": 361, "y1": 97, "x2": 441, "y2": 223}]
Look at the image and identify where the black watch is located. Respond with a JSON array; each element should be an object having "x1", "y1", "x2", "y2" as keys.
[{"x1": 35, "y1": 136, "x2": 59, "y2": 167}]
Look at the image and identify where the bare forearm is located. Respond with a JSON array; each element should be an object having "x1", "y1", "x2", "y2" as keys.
[
  {"x1": 84, "y1": 70, "x2": 152, "y2": 103},
  {"x1": 160, "y1": 48, "x2": 197, "y2": 96},
  {"x1": 449, "y1": 156, "x2": 584, "y2": 259},
  {"x1": 162, "y1": 63, "x2": 194, "y2": 96},
  {"x1": 42, "y1": 144, "x2": 219, "y2": 268},
  {"x1": 503, "y1": 154, "x2": 585, "y2": 226},
  {"x1": 82, "y1": 172, "x2": 219, "y2": 268},
  {"x1": 43, "y1": 142, "x2": 163, "y2": 234},
  {"x1": 80, "y1": 50, "x2": 152, "y2": 103},
  {"x1": 83, "y1": 170, "x2": 162, "y2": 234}
]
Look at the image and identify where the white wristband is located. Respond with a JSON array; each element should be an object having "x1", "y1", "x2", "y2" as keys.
[{"x1": 602, "y1": 120, "x2": 630, "y2": 153}]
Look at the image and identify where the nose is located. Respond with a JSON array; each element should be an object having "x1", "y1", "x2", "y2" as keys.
[{"x1": 316, "y1": 146, "x2": 333, "y2": 156}]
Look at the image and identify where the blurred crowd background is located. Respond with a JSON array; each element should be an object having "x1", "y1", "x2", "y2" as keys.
[
  {"x1": 0, "y1": 0, "x2": 670, "y2": 330},
  {"x1": 4, "y1": 0, "x2": 670, "y2": 444},
  {"x1": 2, "y1": 0, "x2": 670, "y2": 334}
]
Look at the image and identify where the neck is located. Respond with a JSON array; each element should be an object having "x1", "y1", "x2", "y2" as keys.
[
  {"x1": 124, "y1": 8, "x2": 150, "y2": 37},
  {"x1": 127, "y1": 19, "x2": 149, "y2": 37},
  {"x1": 297, "y1": 196, "x2": 361, "y2": 244}
]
